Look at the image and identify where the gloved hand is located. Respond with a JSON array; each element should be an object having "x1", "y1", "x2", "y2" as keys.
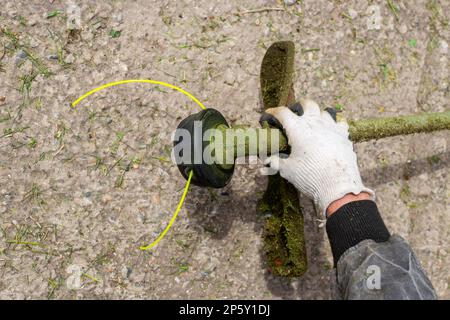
[{"x1": 262, "y1": 99, "x2": 375, "y2": 217}]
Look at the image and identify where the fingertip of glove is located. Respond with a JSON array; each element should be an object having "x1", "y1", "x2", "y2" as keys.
[
  {"x1": 263, "y1": 107, "x2": 298, "y2": 131},
  {"x1": 259, "y1": 112, "x2": 283, "y2": 129},
  {"x1": 323, "y1": 107, "x2": 337, "y2": 122},
  {"x1": 299, "y1": 98, "x2": 320, "y2": 115},
  {"x1": 287, "y1": 102, "x2": 304, "y2": 116}
]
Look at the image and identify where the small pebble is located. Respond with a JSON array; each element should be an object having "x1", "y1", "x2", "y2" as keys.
[
  {"x1": 223, "y1": 69, "x2": 235, "y2": 85},
  {"x1": 121, "y1": 266, "x2": 132, "y2": 278},
  {"x1": 439, "y1": 40, "x2": 448, "y2": 54},
  {"x1": 200, "y1": 271, "x2": 210, "y2": 278},
  {"x1": 367, "y1": 5, "x2": 382, "y2": 30},
  {"x1": 113, "y1": 13, "x2": 123, "y2": 24},
  {"x1": 28, "y1": 18, "x2": 37, "y2": 26},
  {"x1": 66, "y1": 3, "x2": 82, "y2": 30},
  {"x1": 47, "y1": 54, "x2": 58, "y2": 60},
  {"x1": 348, "y1": 9, "x2": 358, "y2": 19},
  {"x1": 65, "y1": 54, "x2": 75, "y2": 64},
  {"x1": 15, "y1": 49, "x2": 27, "y2": 64},
  {"x1": 398, "y1": 24, "x2": 408, "y2": 34}
]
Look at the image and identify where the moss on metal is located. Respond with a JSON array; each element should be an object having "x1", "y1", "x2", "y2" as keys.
[
  {"x1": 260, "y1": 41, "x2": 295, "y2": 110},
  {"x1": 214, "y1": 126, "x2": 289, "y2": 162},
  {"x1": 258, "y1": 171, "x2": 307, "y2": 277},
  {"x1": 259, "y1": 41, "x2": 307, "y2": 277},
  {"x1": 348, "y1": 111, "x2": 450, "y2": 142}
]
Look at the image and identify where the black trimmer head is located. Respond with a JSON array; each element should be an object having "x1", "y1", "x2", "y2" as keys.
[{"x1": 173, "y1": 108, "x2": 235, "y2": 188}]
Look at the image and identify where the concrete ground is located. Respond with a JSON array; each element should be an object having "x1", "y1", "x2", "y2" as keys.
[{"x1": 0, "y1": 0, "x2": 448, "y2": 299}]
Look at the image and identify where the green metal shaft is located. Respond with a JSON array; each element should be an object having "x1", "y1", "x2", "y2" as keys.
[
  {"x1": 213, "y1": 111, "x2": 450, "y2": 163},
  {"x1": 348, "y1": 111, "x2": 450, "y2": 142}
]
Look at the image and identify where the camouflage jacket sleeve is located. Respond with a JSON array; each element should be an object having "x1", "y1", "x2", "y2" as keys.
[{"x1": 326, "y1": 200, "x2": 437, "y2": 300}]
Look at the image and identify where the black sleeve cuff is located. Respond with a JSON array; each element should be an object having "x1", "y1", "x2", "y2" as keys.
[{"x1": 326, "y1": 200, "x2": 390, "y2": 266}]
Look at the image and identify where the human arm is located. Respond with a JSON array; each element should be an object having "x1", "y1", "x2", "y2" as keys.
[{"x1": 262, "y1": 99, "x2": 437, "y2": 299}]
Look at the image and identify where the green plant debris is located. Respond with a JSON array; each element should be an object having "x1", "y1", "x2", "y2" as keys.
[
  {"x1": 2, "y1": 126, "x2": 29, "y2": 138},
  {"x1": 162, "y1": 16, "x2": 172, "y2": 25},
  {"x1": 109, "y1": 29, "x2": 121, "y2": 38},
  {"x1": 400, "y1": 183, "x2": 417, "y2": 208},
  {"x1": 22, "y1": 48, "x2": 51, "y2": 77},
  {"x1": 341, "y1": 12, "x2": 353, "y2": 21},
  {"x1": 386, "y1": 0, "x2": 400, "y2": 20},
  {"x1": 177, "y1": 43, "x2": 191, "y2": 49},
  {"x1": 301, "y1": 48, "x2": 320, "y2": 54},
  {"x1": 115, "y1": 172, "x2": 125, "y2": 188},
  {"x1": 408, "y1": 39, "x2": 417, "y2": 47},
  {"x1": 378, "y1": 63, "x2": 396, "y2": 84},
  {"x1": 5, "y1": 223, "x2": 53, "y2": 255},
  {"x1": 428, "y1": 154, "x2": 441, "y2": 165},
  {"x1": 18, "y1": 15, "x2": 27, "y2": 26},
  {"x1": 177, "y1": 262, "x2": 189, "y2": 273},
  {"x1": 47, "y1": 277, "x2": 62, "y2": 299},
  {"x1": 87, "y1": 242, "x2": 116, "y2": 270},
  {"x1": 54, "y1": 122, "x2": 67, "y2": 146},
  {"x1": 427, "y1": 36, "x2": 439, "y2": 53},
  {"x1": 7, "y1": 240, "x2": 44, "y2": 246},
  {"x1": 0, "y1": 112, "x2": 11, "y2": 123},
  {"x1": 19, "y1": 71, "x2": 37, "y2": 108},
  {"x1": 46, "y1": 11, "x2": 60, "y2": 19},
  {"x1": 323, "y1": 262, "x2": 333, "y2": 270},
  {"x1": 28, "y1": 137, "x2": 37, "y2": 149},
  {"x1": 1, "y1": 27, "x2": 51, "y2": 77},
  {"x1": 335, "y1": 103, "x2": 344, "y2": 111},
  {"x1": 132, "y1": 156, "x2": 142, "y2": 166},
  {"x1": 35, "y1": 98, "x2": 43, "y2": 110},
  {"x1": 115, "y1": 161, "x2": 131, "y2": 188},
  {"x1": 19, "y1": 72, "x2": 36, "y2": 93},
  {"x1": 175, "y1": 239, "x2": 190, "y2": 249},
  {"x1": 378, "y1": 154, "x2": 389, "y2": 171},
  {"x1": 110, "y1": 131, "x2": 125, "y2": 154},
  {"x1": 407, "y1": 202, "x2": 418, "y2": 209},
  {"x1": 22, "y1": 184, "x2": 46, "y2": 206},
  {"x1": 400, "y1": 183, "x2": 411, "y2": 200},
  {"x1": 374, "y1": 46, "x2": 397, "y2": 86},
  {"x1": 151, "y1": 155, "x2": 170, "y2": 163},
  {"x1": 36, "y1": 152, "x2": 47, "y2": 163},
  {"x1": 82, "y1": 273, "x2": 100, "y2": 283},
  {"x1": 153, "y1": 85, "x2": 168, "y2": 93},
  {"x1": 47, "y1": 28, "x2": 70, "y2": 67},
  {"x1": 93, "y1": 156, "x2": 108, "y2": 175},
  {"x1": 1, "y1": 27, "x2": 20, "y2": 48},
  {"x1": 426, "y1": 0, "x2": 449, "y2": 27}
]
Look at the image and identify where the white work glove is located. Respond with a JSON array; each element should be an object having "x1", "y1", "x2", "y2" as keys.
[{"x1": 263, "y1": 99, "x2": 375, "y2": 217}]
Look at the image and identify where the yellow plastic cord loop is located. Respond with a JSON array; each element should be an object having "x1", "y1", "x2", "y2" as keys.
[
  {"x1": 71, "y1": 79, "x2": 204, "y2": 251},
  {"x1": 140, "y1": 170, "x2": 193, "y2": 251}
]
